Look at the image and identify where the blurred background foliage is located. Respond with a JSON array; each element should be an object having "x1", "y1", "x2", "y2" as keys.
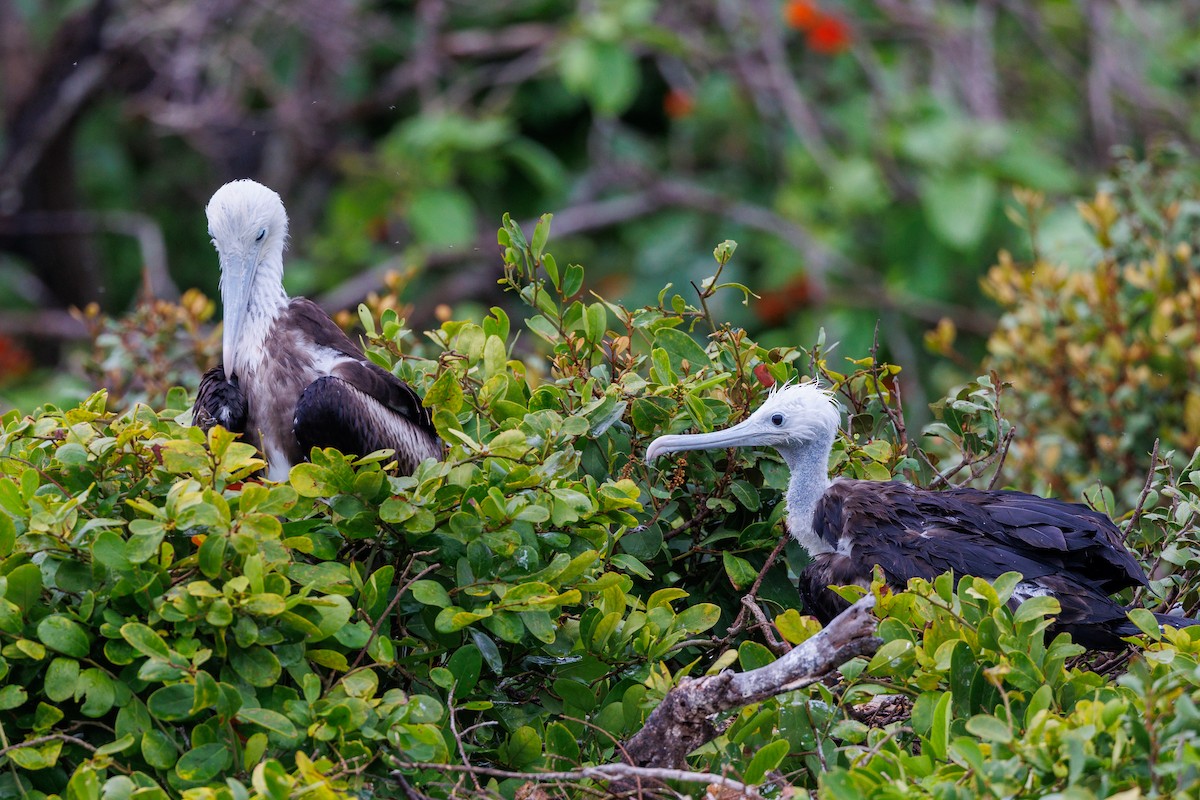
[{"x1": 5, "y1": 0, "x2": 1200, "y2": 402}]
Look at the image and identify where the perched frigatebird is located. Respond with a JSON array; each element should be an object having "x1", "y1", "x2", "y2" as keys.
[
  {"x1": 646, "y1": 380, "x2": 1194, "y2": 650},
  {"x1": 193, "y1": 179, "x2": 441, "y2": 481}
]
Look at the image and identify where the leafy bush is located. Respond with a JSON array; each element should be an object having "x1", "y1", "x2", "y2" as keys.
[
  {"x1": 981, "y1": 148, "x2": 1200, "y2": 504},
  {"x1": 818, "y1": 572, "x2": 1200, "y2": 800},
  {"x1": 1, "y1": 215, "x2": 1198, "y2": 799}
]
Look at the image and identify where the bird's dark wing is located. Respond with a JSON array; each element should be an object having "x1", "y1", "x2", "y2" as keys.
[
  {"x1": 283, "y1": 298, "x2": 369, "y2": 359},
  {"x1": 193, "y1": 364, "x2": 247, "y2": 433},
  {"x1": 815, "y1": 480, "x2": 1146, "y2": 594},
  {"x1": 282, "y1": 299, "x2": 441, "y2": 472},
  {"x1": 803, "y1": 479, "x2": 1154, "y2": 646},
  {"x1": 293, "y1": 372, "x2": 441, "y2": 473}
]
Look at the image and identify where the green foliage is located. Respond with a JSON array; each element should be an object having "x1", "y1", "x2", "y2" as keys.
[
  {"x1": 1, "y1": 217, "x2": 1199, "y2": 799},
  {"x1": 815, "y1": 571, "x2": 1200, "y2": 800},
  {"x1": 74, "y1": 289, "x2": 222, "y2": 411},
  {"x1": 984, "y1": 149, "x2": 1200, "y2": 503}
]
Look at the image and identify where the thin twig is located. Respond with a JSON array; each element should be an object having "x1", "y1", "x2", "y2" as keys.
[
  {"x1": 390, "y1": 760, "x2": 763, "y2": 797},
  {"x1": 0, "y1": 733, "x2": 97, "y2": 757},
  {"x1": 1127, "y1": 438, "x2": 1162, "y2": 537},
  {"x1": 741, "y1": 595, "x2": 789, "y2": 656},
  {"x1": 347, "y1": 550, "x2": 440, "y2": 673}
]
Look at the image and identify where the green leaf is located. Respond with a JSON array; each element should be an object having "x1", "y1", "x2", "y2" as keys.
[
  {"x1": 120, "y1": 623, "x2": 171, "y2": 661},
  {"x1": 743, "y1": 738, "x2": 790, "y2": 784},
  {"x1": 562, "y1": 264, "x2": 585, "y2": 298},
  {"x1": 1126, "y1": 607, "x2": 1161, "y2": 639},
  {"x1": 308, "y1": 649, "x2": 349, "y2": 671},
  {"x1": 654, "y1": 328, "x2": 710, "y2": 375},
  {"x1": 722, "y1": 551, "x2": 757, "y2": 589},
  {"x1": 867, "y1": 639, "x2": 914, "y2": 675},
  {"x1": 1013, "y1": 595, "x2": 1061, "y2": 625},
  {"x1": 141, "y1": 730, "x2": 179, "y2": 770},
  {"x1": 290, "y1": 462, "x2": 336, "y2": 497},
  {"x1": 929, "y1": 691, "x2": 952, "y2": 761},
  {"x1": 237, "y1": 707, "x2": 300, "y2": 739},
  {"x1": 243, "y1": 733, "x2": 269, "y2": 772},
  {"x1": 37, "y1": 614, "x2": 90, "y2": 658},
  {"x1": 738, "y1": 641, "x2": 775, "y2": 671},
  {"x1": 44, "y1": 657, "x2": 79, "y2": 703},
  {"x1": 8, "y1": 739, "x2": 62, "y2": 770},
  {"x1": 6, "y1": 562, "x2": 42, "y2": 612},
  {"x1": 447, "y1": 645, "x2": 483, "y2": 698},
  {"x1": 676, "y1": 603, "x2": 720, "y2": 634},
  {"x1": 531, "y1": 214, "x2": 553, "y2": 261},
  {"x1": 411, "y1": 579, "x2": 451, "y2": 608},
  {"x1": 159, "y1": 439, "x2": 210, "y2": 473},
  {"x1": 126, "y1": 523, "x2": 166, "y2": 564},
  {"x1": 0, "y1": 684, "x2": 27, "y2": 710},
  {"x1": 147, "y1": 684, "x2": 197, "y2": 721},
  {"x1": 175, "y1": 742, "x2": 232, "y2": 782},
  {"x1": 243, "y1": 593, "x2": 287, "y2": 616},
  {"x1": 230, "y1": 646, "x2": 282, "y2": 688},
  {"x1": 434, "y1": 605, "x2": 492, "y2": 634},
  {"x1": 966, "y1": 713, "x2": 1013, "y2": 744},
  {"x1": 545, "y1": 721, "x2": 580, "y2": 768},
  {"x1": 503, "y1": 725, "x2": 542, "y2": 769},
  {"x1": 500, "y1": 582, "x2": 561, "y2": 611},
  {"x1": 76, "y1": 669, "x2": 115, "y2": 718},
  {"x1": 554, "y1": 678, "x2": 596, "y2": 712},
  {"x1": 423, "y1": 368, "x2": 465, "y2": 413}
]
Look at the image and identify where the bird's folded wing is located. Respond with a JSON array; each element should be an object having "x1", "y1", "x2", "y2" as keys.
[{"x1": 193, "y1": 364, "x2": 248, "y2": 433}]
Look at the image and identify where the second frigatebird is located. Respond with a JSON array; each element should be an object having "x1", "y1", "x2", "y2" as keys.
[{"x1": 646, "y1": 380, "x2": 1194, "y2": 650}]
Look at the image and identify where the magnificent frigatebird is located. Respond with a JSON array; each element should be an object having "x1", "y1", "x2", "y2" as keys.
[
  {"x1": 646, "y1": 381, "x2": 1194, "y2": 650},
  {"x1": 192, "y1": 180, "x2": 441, "y2": 481}
]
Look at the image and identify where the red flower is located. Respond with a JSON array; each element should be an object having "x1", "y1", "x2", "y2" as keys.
[
  {"x1": 664, "y1": 89, "x2": 695, "y2": 119},
  {"x1": 784, "y1": 0, "x2": 822, "y2": 31},
  {"x1": 806, "y1": 14, "x2": 852, "y2": 54}
]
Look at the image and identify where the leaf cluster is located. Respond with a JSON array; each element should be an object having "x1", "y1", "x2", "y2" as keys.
[{"x1": 1, "y1": 214, "x2": 1199, "y2": 800}]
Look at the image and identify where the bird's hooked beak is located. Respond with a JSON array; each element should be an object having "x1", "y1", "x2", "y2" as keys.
[
  {"x1": 219, "y1": 248, "x2": 262, "y2": 380},
  {"x1": 645, "y1": 416, "x2": 772, "y2": 465}
]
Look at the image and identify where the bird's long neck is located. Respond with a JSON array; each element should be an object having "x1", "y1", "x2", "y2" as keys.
[
  {"x1": 778, "y1": 433, "x2": 835, "y2": 555},
  {"x1": 225, "y1": 254, "x2": 288, "y2": 379}
]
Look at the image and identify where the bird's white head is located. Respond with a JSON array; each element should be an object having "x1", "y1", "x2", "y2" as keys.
[
  {"x1": 644, "y1": 380, "x2": 842, "y2": 466},
  {"x1": 206, "y1": 179, "x2": 290, "y2": 378}
]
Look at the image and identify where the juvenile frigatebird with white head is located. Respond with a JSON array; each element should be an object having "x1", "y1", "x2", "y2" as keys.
[
  {"x1": 193, "y1": 179, "x2": 441, "y2": 480},
  {"x1": 646, "y1": 380, "x2": 1194, "y2": 650}
]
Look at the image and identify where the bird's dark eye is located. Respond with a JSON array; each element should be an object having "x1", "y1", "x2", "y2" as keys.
[
  {"x1": 255, "y1": 228, "x2": 266, "y2": 242},
  {"x1": 771, "y1": 413, "x2": 784, "y2": 426}
]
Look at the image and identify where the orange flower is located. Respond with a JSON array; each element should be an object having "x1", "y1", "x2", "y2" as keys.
[
  {"x1": 784, "y1": 0, "x2": 822, "y2": 31},
  {"x1": 806, "y1": 14, "x2": 852, "y2": 54},
  {"x1": 663, "y1": 89, "x2": 695, "y2": 119}
]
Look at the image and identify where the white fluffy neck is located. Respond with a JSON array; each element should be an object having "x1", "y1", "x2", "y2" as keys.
[
  {"x1": 777, "y1": 433, "x2": 835, "y2": 554},
  {"x1": 226, "y1": 255, "x2": 288, "y2": 378}
]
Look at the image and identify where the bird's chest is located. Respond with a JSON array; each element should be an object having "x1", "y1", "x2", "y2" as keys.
[{"x1": 237, "y1": 329, "x2": 348, "y2": 479}]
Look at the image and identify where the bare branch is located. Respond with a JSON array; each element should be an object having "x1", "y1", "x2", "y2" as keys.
[
  {"x1": 618, "y1": 596, "x2": 880, "y2": 778},
  {"x1": 391, "y1": 759, "x2": 765, "y2": 798}
]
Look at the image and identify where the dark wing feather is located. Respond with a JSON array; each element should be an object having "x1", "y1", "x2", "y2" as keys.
[
  {"x1": 282, "y1": 299, "x2": 434, "y2": 432},
  {"x1": 294, "y1": 376, "x2": 441, "y2": 473},
  {"x1": 193, "y1": 364, "x2": 247, "y2": 433},
  {"x1": 283, "y1": 298, "x2": 369, "y2": 357},
  {"x1": 816, "y1": 481, "x2": 1145, "y2": 595},
  {"x1": 282, "y1": 299, "x2": 440, "y2": 470},
  {"x1": 803, "y1": 480, "x2": 1190, "y2": 650}
]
